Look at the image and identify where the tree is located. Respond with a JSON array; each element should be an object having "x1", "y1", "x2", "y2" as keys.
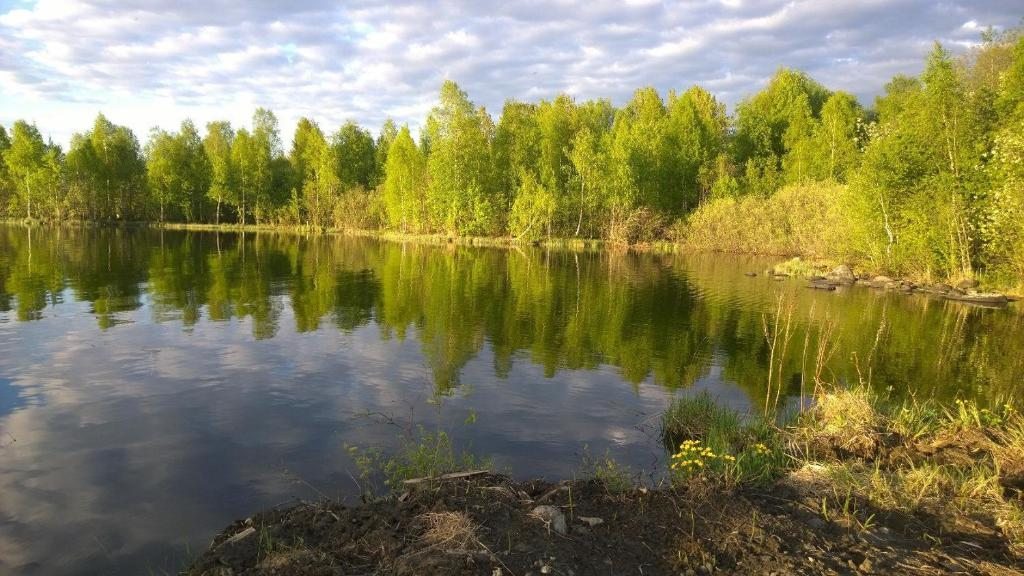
[
  {"x1": 203, "y1": 121, "x2": 234, "y2": 225},
  {"x1": 0, "y1": 125, "x2": 11, "y2": 216},
  {"x1": 4, "y1": 121, "x2": 49, "y2": 219},
  {"x1": 250, "y1": 108, "x2": 281, "y2": 223},
  {"x1": 381, "y1": 126, "x2": 427, "y2": 232},
  {"x1": 84, "y1": 114, "x2": 146, "y2": 220},
  {"x1": 144, "y1": 121, "x2": 211, "y2": 222},
  {"x1": 813, "y1": 92, "x2": 863, "y2": 182},
  {"x1": 375, "y1": 119, "x2": 399, "y2": 188},
  {"x1": 734, "y1": 69, "x2": 831, "y2": 194},
  {"x1": 230, "y1": 129, "x2": 254, "y2": 225},
  {"x1": 424, "y1": 81, "x2": 498, "y2": 235},
  {"x1": 145, "y1": 128, "x2": 179, "y2": 222},
  {"x1": 667, "y1": 86, "x2": 728, "y2": 205},
  {"x1": 493, "y1": 100, "x2": 541, "y2": 220},
  {"x1": 178, "y1": 120, "x2": 211, "y2": 222},
  {"x1": 333, "y1": 121, "x2": 376, "y2": 191}
]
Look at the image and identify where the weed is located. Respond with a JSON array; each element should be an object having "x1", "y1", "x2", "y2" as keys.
[
  {"x1": 580, "y1": 447, "x2": 634, "y2": 494},
  {"x1": 347, "y1": 427, "x2": 491, "y2": 495}
]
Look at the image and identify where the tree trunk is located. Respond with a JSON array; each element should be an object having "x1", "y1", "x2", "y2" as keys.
[{"x1": 575, "y1": 178, "x2": 584, "y2": 237}]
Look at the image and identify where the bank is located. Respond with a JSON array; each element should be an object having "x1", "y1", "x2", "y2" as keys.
[{"x1": 185, "y1": 391, "x2": 1024, "y2": 575}]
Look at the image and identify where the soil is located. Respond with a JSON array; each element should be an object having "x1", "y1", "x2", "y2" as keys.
[{"x1": 185, "y1": 471, "x2": 1024, "y2": 576}]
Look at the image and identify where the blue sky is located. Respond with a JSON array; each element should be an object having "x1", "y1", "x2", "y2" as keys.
[{"x1": 0, "y1": 0, "x2": 1020, "y2": 146}]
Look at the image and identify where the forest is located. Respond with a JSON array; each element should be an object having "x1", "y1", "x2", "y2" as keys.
[{"x1": 1, "y1": 31, "x2": 1023, "y2": 287}]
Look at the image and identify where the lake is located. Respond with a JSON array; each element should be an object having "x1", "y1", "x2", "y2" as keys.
[{"x1": 0, "y1": 225, "x2": 1021, "y2": 575}]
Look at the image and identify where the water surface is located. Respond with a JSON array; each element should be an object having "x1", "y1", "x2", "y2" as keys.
[{"x1": 0, "y1": 226, "x2": 1021, "y2": 575}]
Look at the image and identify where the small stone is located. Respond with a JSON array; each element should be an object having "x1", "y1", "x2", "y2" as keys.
[
  {"x1": 492, "y1": 569, "x2": 503, "y2": 576},
  {"x1": 578, "y1": 516, "x2": 604, "y2": 527},
  {"x1": 530, "y1": 505, "x2": 567, "y2": 535},
  {"x1": 540, "y1": 566, "x2": 552, "y2": 574}
]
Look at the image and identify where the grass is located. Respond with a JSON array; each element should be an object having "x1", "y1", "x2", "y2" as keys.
[
  {"x1": 787, "y1": 386, "x2": 1024, "y2": 554},
  {"x1": 579, "y1": 447, "x2": 635, "y2": 493},
  {"x1": 418, "y1": 511, "x2": 479, "y2": 551},
  {"x1": 347, "y1": 427, "x2": 491, "y2": 496},
  {"x1": 770, "y1": 256, "x2": 830, "y2": 278},
  {"x1": 659, "y1": 383, "x2": 1024, "y2": 555},
  {"x1": 661, "y1": 393, "x2": 787, "y2": 488}
]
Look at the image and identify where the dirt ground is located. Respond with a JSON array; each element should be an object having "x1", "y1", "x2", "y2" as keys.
[{"x1": 185, "y1": 470, "x2": 1024, "y2": 576}]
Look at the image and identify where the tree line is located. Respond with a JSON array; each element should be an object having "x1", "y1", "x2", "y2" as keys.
[{"x1": 1, "y1": 30, "x2": 1022, "y2": 284}]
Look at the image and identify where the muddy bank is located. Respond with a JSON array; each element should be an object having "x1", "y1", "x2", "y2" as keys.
[{"x1": 185, "y1": 471, "x2": 1023, "y2": 576}]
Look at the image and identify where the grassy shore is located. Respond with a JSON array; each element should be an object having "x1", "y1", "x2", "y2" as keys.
[{"x1": 185, "y1": 389, "x2": 1024, "y2": 575}]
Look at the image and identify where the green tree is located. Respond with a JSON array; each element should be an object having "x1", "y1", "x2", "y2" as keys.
[
  {"x1": 250, "y1": 108, "x2": 281, "y2": 224},
  {"x1": 203, "y1": 121, "x2": 235, "y2": 225},
  {"x1": 333, "y1": 121, "x2": 377, "y2": 192},
  {"x1": 0, "y1": 125, "x2": 12, "y2": 216},
  {"x1": 82, "y1": 114, "x2": 146, "y2": 220},
  {"x1": 230, "y1": 128, "x2": 254, "y2": 225},
  {"x1": 145, "y1": 128, "x2": 179, "y2": 222},
  {"x1": 381, "y1": 126, "x2": 427, "y2": 232},
  {"x1": 375, "y1": 119, "x2": 399, "y2": 187},
  {"x1": 424, "y1": 81, "x2": 498, "y2": 235},
  {"x1": 4, "y1": 121, "x2": 49, "y2": 219},
  {"x1": 812, "y1": 92, "x2": 863, "y2": 181}
]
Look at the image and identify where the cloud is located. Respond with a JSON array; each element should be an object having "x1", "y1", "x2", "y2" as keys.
[{"x1": 0, "y1": 0, "x2": 1019, "y2": 146}]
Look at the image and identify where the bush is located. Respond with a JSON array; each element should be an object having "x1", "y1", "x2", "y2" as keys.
[{"x1": 679, "y1": 182, "x2": 850, "y2": 258}]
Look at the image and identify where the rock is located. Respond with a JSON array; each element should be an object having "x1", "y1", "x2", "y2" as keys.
[
  {"x1": 578, "y1": 516, "x2": 604, "y2": 527},
  {"x1": 530, "y1": 505, "x2": 567, "y2": 535},
  {"x1": 945, "y1": 292, "x2": 1009, "y2": 306},
  {"x1": 871, "y1": 275, "x2": 893, "y2": 286},
  {"x1": 744, "y1": 272, "x2": 757, "y2": 277},
  {"x1": 540, "y1": 565, "x2": 552, "y2": 574},
  {"x1": 827, "y1": 264, "x2": 855, "y2": 284},
  {"x1": 807, "y1": 281, "x2": 836, "y2": 291},
  {"x1": 956, "y1": 278, "x2": 979, "y2": 290}
]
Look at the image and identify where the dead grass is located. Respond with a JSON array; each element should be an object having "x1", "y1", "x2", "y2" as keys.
[
  {"x1": 787, "y1": 388, "x2": 1024, "y2": 557},
  {"x1": 418, "y1": 511, "x2": 479, "y2": 551}
]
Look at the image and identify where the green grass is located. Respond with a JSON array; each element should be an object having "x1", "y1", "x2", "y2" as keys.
[
  {"x1": 661, "y1": 393, "x2": 788, "y2": 488},
  {"x1": 347, "y1": 427, "x2": 491, "y2": 496}
]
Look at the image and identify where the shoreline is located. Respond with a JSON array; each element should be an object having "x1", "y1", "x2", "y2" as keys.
[
  {"x1": 185, "y1": 470, "x2": 1023, "y2": 576},
  {"x1": 185, "y1": 391, "x2": 1024, "y2": 575},
  {"x1": 3, "y1": 219, "x2": 1022, "y2": 298}
]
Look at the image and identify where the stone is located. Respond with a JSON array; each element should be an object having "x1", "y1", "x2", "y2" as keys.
[
  {"x1": 530, "y1": 505, "x2": 567, "y2": 535},
  {"x1": 827, "y1": 264, "x2": 855, "y2": 284},
  {"x1": 578, "y1": 516, "x2": 604, "y2": 527}
]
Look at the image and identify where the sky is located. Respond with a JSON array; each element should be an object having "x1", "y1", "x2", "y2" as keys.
[{"x1": 0, "y1": 0, "x2": 1021, "y2": 147}]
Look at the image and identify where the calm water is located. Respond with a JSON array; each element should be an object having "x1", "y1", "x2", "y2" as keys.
[{"x1": 0, "y1": 226, "x2": 1022, "y2": 575}]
